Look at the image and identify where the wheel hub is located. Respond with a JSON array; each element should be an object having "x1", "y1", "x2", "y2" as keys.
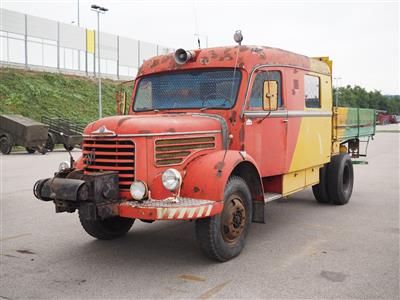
[{"x1": 221, "y1": 196, "x2": 247, "y2": 244}]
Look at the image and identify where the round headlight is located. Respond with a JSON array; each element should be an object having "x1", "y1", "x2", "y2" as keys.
[
  {"x1": 58, "y1": 161, "x2": 70, "y2": 172},
  {"x1": 130, "y1": 181, "x2": 147, "y2": 200},
  {"x1": 162, "y1": 168, "x2": 182, "y2": 191}
]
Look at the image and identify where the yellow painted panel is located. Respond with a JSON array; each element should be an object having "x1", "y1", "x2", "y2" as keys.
[
  {"x1": 283, "y1": 170, "x2": 305, "y2": 195},
  {"x1": 86, "y1": 29, "x2": 95, "y2": 53},
  {"x1": 289, "y1": 72, "x2": 332, "y2": 172},
  {"x1": 305, "y1": 166, "x2": 320, "y2": 186},
  {"x1": 289, "y1": 116, "x2": 331, "y2": 172}
]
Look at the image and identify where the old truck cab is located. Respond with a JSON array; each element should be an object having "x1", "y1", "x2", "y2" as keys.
[{"x1": 34, "y1": 36, "x2": 376, "y2": 261}]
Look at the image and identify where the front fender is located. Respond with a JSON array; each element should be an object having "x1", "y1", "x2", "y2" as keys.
[{"x1": 180, "y1": 150, "x2": 260, "y2": 201}]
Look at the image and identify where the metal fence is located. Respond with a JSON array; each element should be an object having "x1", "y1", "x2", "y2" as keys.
[{"x1": 0, "y1": 8, "x2": 174, "y2": 80}]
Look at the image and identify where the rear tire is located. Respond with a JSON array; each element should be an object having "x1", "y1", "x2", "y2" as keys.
[
  {"x1": 78, "y1": 210, "x2": 134, "y2": 240},
  {"x1": 195, "y1": 176, "x2": 252, "y2": 262},
  {"x1": 327, "y1": 154, "x2": 354, "y2": 205},
  {"x1": 0, "y1": 136, "x2": 12, "y2": 155},
  {"x1": 26, "y1": 147, "x2": 36, "y2": 154},
  {"x1": 312, "y1": 165, "x2": 331, "y2": 203}
]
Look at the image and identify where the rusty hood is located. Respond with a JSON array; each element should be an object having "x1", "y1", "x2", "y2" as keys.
[{"x1": 84, "y1": 114, "x2": 224, "y2": 137}]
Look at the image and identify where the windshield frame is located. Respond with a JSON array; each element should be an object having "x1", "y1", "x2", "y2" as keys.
[{"x1": 132, "y1": 68, "x2": 243, "y2": 113}]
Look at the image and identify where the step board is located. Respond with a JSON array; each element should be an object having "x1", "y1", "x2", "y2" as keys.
[{"x1": 264, "y1": 192, "x2": 283, "y2": 203}]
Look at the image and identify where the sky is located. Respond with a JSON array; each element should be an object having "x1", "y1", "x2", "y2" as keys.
[{"x1": 2, "y1": 0, "x2": 399, "y2": 94}]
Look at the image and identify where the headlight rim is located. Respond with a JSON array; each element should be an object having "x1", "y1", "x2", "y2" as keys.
[
  {"x1": 129, "y1": 180, "x2": 148, "y2": 201},
  {"x1": 161, "y1": 168, "x2": 182, "y2": 192}
]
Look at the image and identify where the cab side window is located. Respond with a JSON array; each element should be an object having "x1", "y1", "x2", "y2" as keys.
[
  {"x1": 249, "y1": 71, "x2": 282, "y2": 108},
  {"x1": 304, "y1": 75, "x2": 320, "y2": 108}
]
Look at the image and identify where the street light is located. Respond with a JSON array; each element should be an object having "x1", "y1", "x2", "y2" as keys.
[
  {"x1": 334, "y1": 77, "x2": 342, "y2": 107},
  {"x1": 91, "y1": 4, "x2": 108, "y2": 119}
]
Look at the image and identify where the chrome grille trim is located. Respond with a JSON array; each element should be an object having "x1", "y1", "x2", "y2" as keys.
[
  {"x1": 82, "y1": 139, "x2": 135, "y2": 190},
  {"x1": 154, "y1": 136, "x2": 216, "y2": 167}
]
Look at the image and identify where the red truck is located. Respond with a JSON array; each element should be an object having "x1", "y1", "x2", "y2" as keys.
[{"x1": 34, "y1": 35, "x2": 376, "y2": 261}]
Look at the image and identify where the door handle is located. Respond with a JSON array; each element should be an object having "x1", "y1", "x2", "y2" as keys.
[{"x1": 282, "y1": 119, "x2": 288, "y2": 123}]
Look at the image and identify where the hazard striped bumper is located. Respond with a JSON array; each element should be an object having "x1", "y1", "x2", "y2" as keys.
[{"x1": 118, "y1": 198, "x2": 224, "y2": 221}]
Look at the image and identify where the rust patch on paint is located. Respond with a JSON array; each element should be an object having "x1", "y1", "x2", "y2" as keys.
[
  {"x1": 138, "y1": 130, "x2": 151, "y2": 134},
  {"x1": 200, "y1": 57, "x2": 210, "y2": 65},
  {"x1": 150, "y1": 59, "x2": 160, "y2": 68}
]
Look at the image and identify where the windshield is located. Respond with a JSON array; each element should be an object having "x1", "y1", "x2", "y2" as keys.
[{"x1": 133, "y1": 69, "x2": 242, "y2": 111}]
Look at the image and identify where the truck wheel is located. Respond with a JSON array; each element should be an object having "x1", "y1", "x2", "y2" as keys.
[
  {"x1": 45, "y1": 134, "x2": 55, "y2": 152},
  {"x1": 63, "y1": 144, "x2": 74, "y2": 151},
  {"x1": 0, "y1": 136, "x2": 12, "y2": 155},
  {"x1": 26, "y1": 147, "x2": 36, "y2": 154},
  {"x1": 327, "y1": 154, "x2": 354, "y2": 205},
  {"x1": 78, "y1": 210, "x2": 134, "y2": 240},
  {"x1": 195, "y1": 176, "x2": 252, "y2": 262},
  {"x1": 312, "y1": 165, "x2": 331, "y2": 203}
]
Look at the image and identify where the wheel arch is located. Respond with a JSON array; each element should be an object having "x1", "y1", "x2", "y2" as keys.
[
  {"x1": 231, "y1": 160, "x2": 265, "y2": 223},
  {"x1": 181, "y1": 150, "x2": 265, "y2": 223}
]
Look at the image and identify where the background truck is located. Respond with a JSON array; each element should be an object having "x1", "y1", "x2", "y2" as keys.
[
  {"x1": 34, "y1": 39, "x2": 376, "y2": 262},
  {"x1": 0, "y1": 114, "x2": 48, "y2": 154}
]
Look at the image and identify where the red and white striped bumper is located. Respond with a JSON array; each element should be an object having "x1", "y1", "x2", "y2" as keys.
[{"x1": 118, "y1": 197, "x2": 223, "y2": 221}]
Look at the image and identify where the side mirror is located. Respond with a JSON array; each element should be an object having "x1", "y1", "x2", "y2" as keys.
[{"x1": 263, "y1": 80, "x2": 278, "y2": 111}]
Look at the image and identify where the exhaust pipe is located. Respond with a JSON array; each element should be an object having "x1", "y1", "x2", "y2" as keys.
[{"x1": 174, "y1": 48, "x2": 196, "y2": 65}]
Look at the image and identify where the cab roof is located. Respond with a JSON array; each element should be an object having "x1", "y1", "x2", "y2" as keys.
[{"x1": 137, "y1": 45, "x2": 331, "y2": 77}]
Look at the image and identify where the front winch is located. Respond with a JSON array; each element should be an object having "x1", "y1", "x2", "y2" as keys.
[{"x1": 33, "y1": 170, "x2": 120, "y2": 219}]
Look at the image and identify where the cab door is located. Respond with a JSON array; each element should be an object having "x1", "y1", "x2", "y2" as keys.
[{"x1": 243, "y1": 68, "x2": 287, "y2": 177}]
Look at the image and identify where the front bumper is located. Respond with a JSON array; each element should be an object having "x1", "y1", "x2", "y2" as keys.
[
  {"x1": 33, "y1": 170, "x2": 223, "y2": 221},
  {"x1": 119, "y1": 198, "x2": 224, "y2": 221}
]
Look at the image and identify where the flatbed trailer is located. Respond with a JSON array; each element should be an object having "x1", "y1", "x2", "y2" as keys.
[
  {"x1": 41, "y1": 116, "x2": 84, "y2": 151},
  {"x1": 334, "y1": 107, "x2": 375, "y2": 158},
  {"x1": 34, "y1": 37, "x2": 376, "y2": 262}
]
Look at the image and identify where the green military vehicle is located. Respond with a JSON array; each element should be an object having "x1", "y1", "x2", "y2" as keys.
[{"x1": 0, "y1": 114, "x2": 49, "y2": 154}]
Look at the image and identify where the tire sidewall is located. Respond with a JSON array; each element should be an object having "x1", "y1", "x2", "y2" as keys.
[
  {"x1": 0, "y1": 135, "x2": 12, "y2": 154},
  {"x1": 328, "y1": 154, "x2": 354, "y2": 205}
]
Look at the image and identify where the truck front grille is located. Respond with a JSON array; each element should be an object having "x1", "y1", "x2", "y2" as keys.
[
  {"x1": 154, "y1": 136, "x2": 215, "y2": 166},
  {"x1": 82, "y1": 139, "x2": 135, "y2": 190}
]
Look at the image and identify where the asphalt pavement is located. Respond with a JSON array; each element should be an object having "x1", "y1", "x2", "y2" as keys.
[{"x1": 1, "y1": 132, "x2": 399, "y2": 299}]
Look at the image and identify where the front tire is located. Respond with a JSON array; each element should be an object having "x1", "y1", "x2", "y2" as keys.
[
  {"x1": 78, "y1": 210, "x2": 134, "y2": 240},
  {"x1": 327, "y1": 154, "x2": 354, "y2": 205},
  {"x1": 195, "y1": 176, "x2": 252, "y2": 262}
]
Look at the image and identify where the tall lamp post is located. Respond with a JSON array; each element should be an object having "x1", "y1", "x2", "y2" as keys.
[{"x1": 91, "y1": 4, "x2": 108, "y2": 119}]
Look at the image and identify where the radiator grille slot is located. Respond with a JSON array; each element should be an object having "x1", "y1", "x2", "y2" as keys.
[
  {"x1": 83, "y1": 139, "x2": 135, "y2": 190},
  {"x1": 155, "y1": 136, "x2": 215, "y2": 166}
]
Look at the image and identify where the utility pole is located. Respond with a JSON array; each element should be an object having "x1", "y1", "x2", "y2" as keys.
[
  {"x1": 91, "y1": 4, "x2": 108, "y2": 119},
  {"x1": 77, "y1": 0, "x2": 80, "y2": 27}
]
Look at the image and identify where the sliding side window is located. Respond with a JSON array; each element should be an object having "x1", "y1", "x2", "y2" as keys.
[{"x1": 304, "y1": 75, "x2": 320, "y2": 108}]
